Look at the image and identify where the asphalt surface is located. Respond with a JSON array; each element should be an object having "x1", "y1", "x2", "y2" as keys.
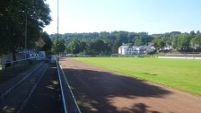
[
  {"x1": 60, "y1": 58, "x2": 201, "y2": 113},
  {"x1": 21, "y1": 63, "x2": 60, "y2": 113},
  {"x1": 0, "y1": 63, "x2": 48, "y2": 113},
  {"x1": 0, "y1": 63, "x2": 60, "y2": 113}
]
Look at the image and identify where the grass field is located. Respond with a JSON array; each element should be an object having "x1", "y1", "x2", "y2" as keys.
[{"x1": 72, "y1": 57, "x2": 201, "y2": 96}]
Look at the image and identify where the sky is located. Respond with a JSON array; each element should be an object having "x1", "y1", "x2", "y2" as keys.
[{"x1": 43, "y1": 0, "x2": 201, "y2": 35}]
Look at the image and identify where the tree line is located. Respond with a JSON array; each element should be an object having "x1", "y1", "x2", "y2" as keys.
[
  {"x1": 50, "y1": 30, "x2": 201, "y2": 55},
  {"x1": 1, "y1": 1, "x2": 201, "y2": 57}
]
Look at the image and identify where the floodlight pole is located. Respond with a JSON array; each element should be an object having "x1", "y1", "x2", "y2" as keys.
[
  {"x1": 25, "y1": 13, "x2": 27, "y2": 59},
  {"x1": 57, "y1": 0, "x2": 59, "y2": 37},
  {"x1": 57, "y1": 0, "x2": 60, "y2": 61}
]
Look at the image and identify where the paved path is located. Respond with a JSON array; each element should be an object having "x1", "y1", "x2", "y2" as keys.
[{"x1": 60, "y1": 58, "x2": 201, "y2": 113}]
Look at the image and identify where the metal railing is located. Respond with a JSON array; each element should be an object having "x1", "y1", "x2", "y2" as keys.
[
  {"x1": 0, "y1": 58, "x2": 42, "y2": 83},
  {"x1": 56, "y1": 61, "x2": 81, "y2": 113}
]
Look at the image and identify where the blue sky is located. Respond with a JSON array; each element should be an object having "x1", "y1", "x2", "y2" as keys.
[{"x1": 44, "y1": 0, "x2": 201, "y2": 34}]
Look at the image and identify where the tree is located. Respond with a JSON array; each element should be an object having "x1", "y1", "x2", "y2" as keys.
[
  {"x1": 40, "y1": 31, "x2": 52, "y2": 53},
  {"x1": 0, "y1": 0, "x2": 51, "y2": 60},
  {"x1": 104, "y1": 42, "x2": 112, "y2": 54},
  {"x1": 190, "y1": 30, "x2": 196, "y2": 36},
  {"x1": 67, "y1": 38, "x2": 81, "y2": 54},
  {"x1": 89, "y1": 39, "x2": 105, "y2": 54},
  {"x1": 112, "y1": 38, "x2": 122, "y2": 53},
  {"x1": 52, "y1": 39, "x2": 66, "y2": 55},
  {"x1": 133, "y1": 36, "x2": 143, "y2": 46},
  {"x1": 152, "y1": 38, "x2": 165, "y2": 51},
  {"x1": 191, "y1": 34, "x2": 201, "y2": 48},
  {"x1": 127, "y1": 32, "x2": 135, "y2": 44},
  {"x1": 177, "y1": 33, "x2": 192, "y2": 51},
  {"x1": 171, "y1": 35, "x2": 179, "y2": 50},
  {"x1": 79, "y1": 41, "x2": 88, "y2": 52},
  {"x1": 157, "y1": 40, "x2": 166, "y2": 50}
]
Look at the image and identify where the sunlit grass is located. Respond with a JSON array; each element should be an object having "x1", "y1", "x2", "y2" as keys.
[{"x1": 73, "y1": 57, "x2": 201, "y2": 96}]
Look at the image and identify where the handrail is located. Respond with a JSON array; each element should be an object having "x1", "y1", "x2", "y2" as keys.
[
  {"x1": 0, "y1": 58, "x2": 43, "y2": 83},
  {"x1": 56, "y1": 61, "x2": 68, "y2": 113},
  {"x1": 0, "y1": 58, "x2": 36, "y2": 65},
  {"x1": 56, "y1": 60, "x2": 82, "y2": 113}
]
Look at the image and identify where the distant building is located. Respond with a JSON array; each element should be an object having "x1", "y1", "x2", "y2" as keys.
[
  {"x1": 118, "y1": 46, "x2": 138, "y2": 55},
  {"x1": 164, "y1": 44, "x2": 172, "y2": 50},
  {"x1": 118, "y1": 45, "x2": 155, "y2": 55}
]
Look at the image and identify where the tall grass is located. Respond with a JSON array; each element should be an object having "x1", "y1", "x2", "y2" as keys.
[{"x1": 73, "y1": 57, "x2": 201, "y2": 96}]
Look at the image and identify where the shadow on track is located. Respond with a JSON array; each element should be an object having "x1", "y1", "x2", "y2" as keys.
[{"x1": 62, "y1": 67, "x2": 171, "y2": 113}]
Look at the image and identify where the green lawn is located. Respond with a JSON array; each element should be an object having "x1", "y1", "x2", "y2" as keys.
[{"x1": 72, "y1": 57, "x2": 201, "y2": 96}]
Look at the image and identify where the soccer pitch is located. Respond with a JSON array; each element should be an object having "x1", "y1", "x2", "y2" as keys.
[{"x1": 73, "y1": 57, "x2": 201, "y2": 96}]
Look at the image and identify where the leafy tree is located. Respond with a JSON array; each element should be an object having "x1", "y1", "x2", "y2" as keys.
[
  {"x1": 122, "y1": 43, "x2": 132, "y2": 46},
  {"x1": 171, "y1": 35, "x2": 179, "y2": 50},
  {"x1": 177, "y1": 33, "x2": 192, "y2": 51},
  {"x1": 190, "y1": 30, "x2": 196, "y2": 36},
  {"x1": 52, "y1": 38, "x2": 66, "y2": 55},
  {"x1": 80, "y1": 41, "x2": 88, "y2": 52},
  {"x1": 104, "y1": 42, "x2": 112, "y2": 54},
  {"x1": 157, "y1": 40, "x2": 166, "y2": 50},
  {"x1": 191, "y1": 34, "x2": 201, "y2": 47},
  {"x1": 112, "y1": 38, "x2": 122, "y2": 53},
  {"x1": 133, "y1": 36, "x2": 143, "y2": 46},
  {"x1": 0, "y1": 0, "x2": 51, "y2": 60},
  {"x1": 151, "y1": 37, "x2": 165, "y2": 50},
  {"x1": 170, "y1": 31, "x2": 181, "y2": 35},
  {"x1": 89, "y1": 39, "x2": 105, "y2": 54},
  {"x1": 152, "y1": 37, "x2": 160, "y2": 49},
  {"x1": 67, "y1": 38, "x2": 81, "y2": 54},
  {"x1": 127, "y1": 33, "x2": 135, "y2": 44},
  {"x1": 40, "y1": 31, "x2": 52, "y2": 53}
]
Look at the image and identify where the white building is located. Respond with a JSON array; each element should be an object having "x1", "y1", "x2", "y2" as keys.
[
  {"x1": 118, "y1": 46, "x2": 138, "y2": 55},
  {"x1": 118, "y1": 46, "x2": 155, "y2": 55}
]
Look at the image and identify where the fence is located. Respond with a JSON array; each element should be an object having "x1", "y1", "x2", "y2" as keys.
[
  {"x1": 0, "y1": 58, "x2": 42, "y2": 83},
  {"x1": 56, "y1": 60, "x2": 81, "y2": 113}
]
